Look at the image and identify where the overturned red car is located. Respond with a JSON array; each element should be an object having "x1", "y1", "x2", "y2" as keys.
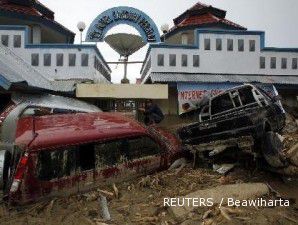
[{"x1": 1, "y1": 112, "x2": 185, "y2": 204}]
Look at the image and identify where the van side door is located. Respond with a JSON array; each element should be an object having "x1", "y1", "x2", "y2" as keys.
[{"x1": 34, "y1": 147, "x2": 78, "y2": 200}]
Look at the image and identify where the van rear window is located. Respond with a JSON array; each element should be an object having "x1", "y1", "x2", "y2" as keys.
[{"x1": 37, "y1": 147, "x2": 76, "y2": 181}]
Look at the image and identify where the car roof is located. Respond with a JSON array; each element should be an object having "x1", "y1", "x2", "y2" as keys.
[
  {"x1": 210, "y1": 84, "x2": 255, "y2": 100},
  {"x1": 15, "y1": 112, "x2": 148, "y2": 151}
]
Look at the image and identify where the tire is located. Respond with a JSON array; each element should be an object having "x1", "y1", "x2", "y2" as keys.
[
  {"x1": 262, "y1": 131, "x2": 287, "y2": 168},
  {"x1": 0, "y1": 151, "x2": 11, "y2": 191}
]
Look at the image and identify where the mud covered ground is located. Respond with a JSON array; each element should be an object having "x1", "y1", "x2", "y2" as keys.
[
  {"x1": 0, "y1": 114, "x2": 297, "y2": 225},
  {"x1": 0, "y1": 164, "x2": 297, "y2": 225}
]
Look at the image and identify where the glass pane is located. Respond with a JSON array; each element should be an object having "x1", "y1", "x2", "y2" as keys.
[
  {"x1": 260, "y1": 57, "x2": 266, "y2": 69},
  {"x1": 227, "y1": 39, "x2": 233, "y2": 51},
  {"x1": 69, "y1": 54, "x2": 76, "y2": 66},
  {"x1": 193, "y1": 55, "x2": 200, "y2": 67},
  {"x1": 56, "y1": 54, "x2": 63, "y2": 66},
  {"x1": 216, "y1": 39, "x2": 222, "y2": 51},
  {"x1": 270, "y1": 57, "x2": 276, "y2": 69},
  {"x1": 157, "y1": 54, "x2": 164, "y2": 66},
  {"x1": 81, "y1": 53, "x2": 89, "y2": 67},
  {"x1": 169, "y1": 54, "x2": 176, "y2": 66},
  {"x1": 292, "y1": 58, "x2": 298, "y2": 69},
  {"x1": 182, "y1": 54, "x2": 187, "y2": 67},
  {"x1": 13, "y1": 35, "x2": 21, "y2": 48},
  {"x1": 249, "y1": 40, "x2": 255, "y2": 52},
  {"x1": 1, "y1": 35, "x2": 9, "y2": 47},
  {"x1": 204, "y1": 38, "x2": 210, "y2": 50},
  {"x1": 238, "y1": 39, "x2": 244, "y2": 51},
  {"x1": 31, "y1": 54, "x2": 39, "y2": 66},
  {"x1": 281, "y1": 58, "x2": 287, "y2": 69},
  {"x1": 44, "y1": 53, "x2": 51, "y2": 66}
]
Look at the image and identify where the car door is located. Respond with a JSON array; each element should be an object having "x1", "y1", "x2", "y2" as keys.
[
  {"x1": 34, "y1": 147, "x2": 78, "y2": 200},
  {"x1": 122, "y1": 136, "x2": 163, "y2": 177}
]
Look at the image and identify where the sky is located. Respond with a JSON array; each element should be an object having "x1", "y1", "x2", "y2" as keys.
[{"x1": 40, "y1": 0, "x2": 298, "y2": 83}]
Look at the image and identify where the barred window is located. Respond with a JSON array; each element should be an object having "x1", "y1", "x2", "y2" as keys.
[
  {"x1": 281, "y1": 58, "x2": 287, "y2": 69},
  {"x1": 204, "y1": 38, "x2": 211, "y2": 50},
  {"x1": 169, "y1": 54, "x2": 176, "y2": 66},
  {"x1": 270, "y1": 57, "x2": 276, "y2": 69},
  {"x1": 216, "y1": 39, "x2": 222, "y2": 51},
  {"x1": 249, "y1": 40, "x2": 255, "y2": 52},
  {"x1": 31, "y1": 54, "x2": 39, "y2": 66},
  {"x1": 238, "y1": 39, "x2": 244, "y2": 52},
  {"x1": 1, "y1": 35, "x2": 9, "y2": 47},
  {"x1": 260, "y1": 57, "x2": 266, "y2": 69},
  {"x1": 56, "y1": 54, "x2": 63, "y2": 66},
  {"x1": 292, "y1": 58, "x2": 298, "y2": 69},
  {"x1": 13, "y1": 35, "x2": 21, "y2": 48},
  {"x1": 81, "y1": 53, "x2": 89, "y2": 67},
  {"x1": 157, "y1": 54, "x2": 164, "y2": 66},
  {"x1": 193, "y1": 55, "x2": 200, "y2": 67},
  {"x1": 44, "y1": 53, "x2": 51, "y2": 66},
  {"x1": 227, "y1": 39, "x2": 233, "y2": 51},
  {"x1": 69, "y1": 54, "x2": 76, "y2": 66},
  {"x1": 181, "y1": 54, "x2": 188, "y2": 67}
]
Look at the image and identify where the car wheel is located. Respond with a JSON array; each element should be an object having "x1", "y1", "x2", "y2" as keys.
[
  {"x1": 262, "y1": 131, "x2": 287, "y2": 168},
  {"x1": 0, "y1": 150, "x2": 11, "y2": 191}
]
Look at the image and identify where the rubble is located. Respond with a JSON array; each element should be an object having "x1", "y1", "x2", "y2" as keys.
[{"x1": 168, "y1": 183, "x2": 269, "y2": 220}]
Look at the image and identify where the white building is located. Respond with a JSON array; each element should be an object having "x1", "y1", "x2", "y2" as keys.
[
  {"x1": 0, "y1": 0, "x2": 111, "y2": 110},
  {"x1": 140, "y1": 2, "x2": 298, "y2": 115}
]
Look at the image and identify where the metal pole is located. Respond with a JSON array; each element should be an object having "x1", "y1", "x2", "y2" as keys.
[
  {"x1": 80, "y1": 31, "x2": 82, "y2": 44},
  {"x1": 124, "y1": 56, "x2": 128, "y2": 80}
]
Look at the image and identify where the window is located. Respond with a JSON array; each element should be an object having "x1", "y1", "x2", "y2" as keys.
[
  {"x1": 1, "y1": 35, "x2": 9, "y2": 47},
  {"x1": 37, "y1": 147, "x2": 76, "y2": 181},
  {"x1": 260, "y1": 56, "x2": 266, "y2": 69},
  {"x1": 56, "y1": 54, "x2": 63, "y2": 66},
  {"x1": 31, "y1": 53, "x2": 39, "y2": 66},
  {"x1": 227, "y1": 39, "x2": 233, "y2": 51},
  {"x1": 249, "y1": 40, "x2": 255, "y2": 52},
  {"x1": 78, "y1": 143, "x2": 95, "y2": 171},
  {"x1": 238, "y1": 86, "x2": 256, "y2": 105},
  {"x1": 292, "y1": 58, "x2": 298, "y2": 69},
  {"x1": 43, "y1": 53, "x2": 51, "y2": 66},
  {"x1": 13, "y1": 35, "x2": 21, "y2": 48},
  {"x1": 238, "y1": 39, "x2": 244, "y2": 52},
  {"x1": 211, "y1": 93, "x2": 234, "y2": 115},
  {"x1": 231, "y1": 91, "x2": 241, "y2": 107},
  {"x1": 69, "y1": 53, "x2": 76, "y2": 66},
  {"x1": 193, "y1": 55, "x2": 200, "y2": 67},
  {"x1": 204, "y1": 38, "x2": 211, "y2": 50},
  {"x1": 127, "y1": 136, "x2": 161, "y2": 160},
  {"x1": 181, "y1": 54, "x2": 188, "y2": 67},
  {"x1": 216, "y1": 39, "x2": 222, "y2": 51},
  {"x1": 95, "y1": 140, "x2": 123, "y2": 167},
  {"x1": 270, "y1": 57, "x2": 276, "y2": 69},
  {"x1": 157, "y1": 54, "x2": 164, "y2": 66},
  {"x1": 169, "y1": 54, "x2": 176, "y2": 66},
  {"x1": 81, "y1": 53, "x2": 89, "y2": 67},
  {"x1": 281, "y1": 58, "x2": 287, "y2": 69}
]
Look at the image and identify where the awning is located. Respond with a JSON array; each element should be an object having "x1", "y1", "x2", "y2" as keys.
[{"x1": 148, "y1": 72, "x2": 298, "y2": 86}]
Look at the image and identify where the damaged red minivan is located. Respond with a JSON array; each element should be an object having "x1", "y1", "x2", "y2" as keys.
[{"x1": 1, "y1": 112, "x2": 185, "y2": 204}]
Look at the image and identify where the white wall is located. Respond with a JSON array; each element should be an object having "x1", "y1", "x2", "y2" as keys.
[
  {"x1": 0, "y1": 28, "x2": 111, "y2": 84},
  {"x1": 143, "y1": 32, "x2": 298, "y2": 78}
]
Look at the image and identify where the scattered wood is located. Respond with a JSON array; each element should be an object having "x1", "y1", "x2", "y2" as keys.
[
  {"x1": 98, "y1": 195, "x2": 111, "y2": 221},
  {"x1": 280, "y1": 213, "x2": 298, "y2": 224},
  {"x1": 97, "y1": 189, "x2": 114, "y2": 199},
  {"x1": 202, "y1": 209, "x2": 213, "y2": 220},
  {"x1": 112, "y1": 183, "x2": 119, "y2": 199},
  {"x1": 219, "y1": 207, "x2": 232, "y2": 221}
]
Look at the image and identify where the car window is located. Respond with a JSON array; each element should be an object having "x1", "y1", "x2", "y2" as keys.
[
  {"x1": 128, "y1": 136, "x2": 161, "y2": 160},
  {"x1": 238, "y1": 86, "x2": 256, "y2": 105},
  {"x1": 78, "y1": 143, "x2": 95, "y2": 171},
  {"x1": 211, "y1": 93, "x2": 234, "y2": 115},
  {"x1": 37, "y1": 147, "x2": 76, "y2": 181},
  {"x1": 94, "y1": 136, "x2": 161, "y2": 168},
  {"x1": 231, "y1": 91, "x2": 241, "y2": 107}
]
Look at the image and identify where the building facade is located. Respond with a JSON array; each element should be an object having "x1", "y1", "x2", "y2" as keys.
[
  {"x1": 0, "y1": 0, "x2": 111, "y2": 110},
  {"x1": 140, "y1": 2, "x2": 298, "y2": 115}
]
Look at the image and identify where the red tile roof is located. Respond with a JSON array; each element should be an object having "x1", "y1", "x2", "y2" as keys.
[
  {"x1": 0, "y1": 0, "x2": 51, "y2": 19},
  {"x1": 177, "y1": 12, "x2": 245, "y2": 30}
]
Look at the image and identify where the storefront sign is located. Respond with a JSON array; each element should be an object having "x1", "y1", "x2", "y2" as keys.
[
  {"x1": 86, "y1": 6, "x2": 161, "y2": 43},
  {"x1": 177, "y1": 83, "x2": 277, "y2": 115}
]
